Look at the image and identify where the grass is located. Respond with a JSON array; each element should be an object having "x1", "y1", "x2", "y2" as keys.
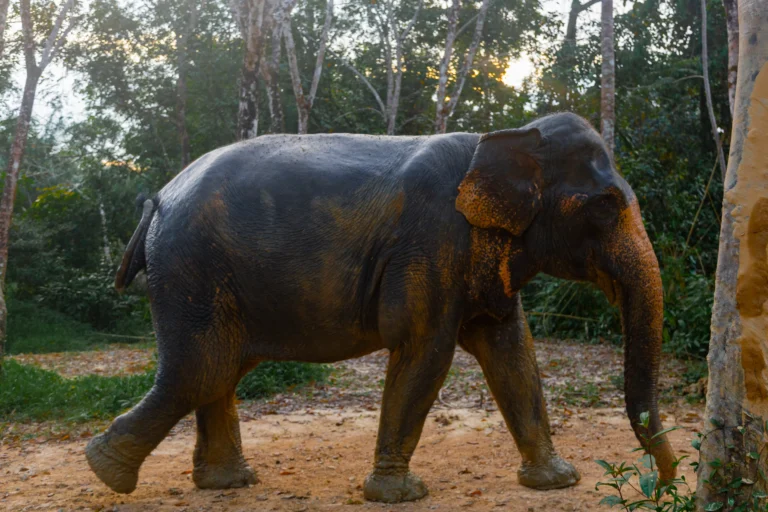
[{"x1": 0, "y1": 358, "x2": 330, "y2": 424}]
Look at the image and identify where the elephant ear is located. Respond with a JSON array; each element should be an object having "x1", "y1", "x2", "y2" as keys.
[{"x1": 456, "y1": 128, "x2": 543, "y2": 237}]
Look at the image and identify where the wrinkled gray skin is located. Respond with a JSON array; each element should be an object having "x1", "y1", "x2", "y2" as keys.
[{"x1": 85, "y1": 113, "x2": 674, "y2": 503}]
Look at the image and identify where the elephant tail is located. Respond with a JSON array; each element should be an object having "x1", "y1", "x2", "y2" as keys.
[{"x1": 115, "y1": 198, "x2": 156, "y2": 293}]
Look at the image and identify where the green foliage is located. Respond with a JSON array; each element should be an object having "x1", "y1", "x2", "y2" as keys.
[
  {"x1": 236, "y1": 361, "x2": 331, "y2": 400},
  {"x1": 0, "y1": 360, "x2": 156, "y2": 423},
  {"x1": 0, "y1": 358, "x2": 330, "y2": 423},
  {"x1": 595, "y1": 412, "x2": 695, "y2": 511},
  {"x1": 6, "y1": 298, "x2": 101, "y2": 354},
  {"x1": 596, "y1": 413, "x2": 768, "y2": 511}
]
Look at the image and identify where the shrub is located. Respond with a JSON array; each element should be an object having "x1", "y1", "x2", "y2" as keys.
[{"x1": 236, "y1": 361, "x2": 331, "y2": 399}]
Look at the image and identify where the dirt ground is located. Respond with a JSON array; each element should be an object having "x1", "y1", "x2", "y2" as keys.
[{"x1": 1, "y1": 340, "x2": 704, "y2": 511}]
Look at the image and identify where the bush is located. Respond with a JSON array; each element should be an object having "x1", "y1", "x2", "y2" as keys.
[{"x1": 236, "y1": 361, "x2": 331, "y2": 399}]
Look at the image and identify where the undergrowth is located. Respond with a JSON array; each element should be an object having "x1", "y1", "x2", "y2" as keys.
[{"x1": 0, "y1": 359, "x2": 329, "y2": 423}]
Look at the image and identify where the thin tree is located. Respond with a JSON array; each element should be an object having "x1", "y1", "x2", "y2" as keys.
[
  {"x1": 0, "y1": 0, "x2": 77, "y2": 362},
  {"x1": 722, "y1": 0, "x2": 738, "y2": 116},
  {"x1": 345, "y1": 0, "x2": 422, "y2": 135},
  {"x1": 696, "y1": 0, "x2": 768, "y2": 508},
  {"x1": 600, "y1": 0, "x2": 615, "y2": 158},
  {"x1": 565, "y1": 0, "x2": 600, "y2": 45},
  {"x1": 0, "y1": 0, "x2": 9, "y2": 59},
  {"x1": 231, "y1": 0, "x2": 267, "y2": 140},
  {"x1": 434, "y1": 0, "x2": 491, "y2": 134},
  {"x1": 283, "y1": 0, "x2": 333, "y2": 134},
  {"x1": 700, "y1": 0, "x2": 728, "y2": 180},
  {"x1": 176, "y1": 0, "x2": 205, "y2": 168},
  {"x1": 261, "y1": 0, "x2": 295, "y2": 133}
]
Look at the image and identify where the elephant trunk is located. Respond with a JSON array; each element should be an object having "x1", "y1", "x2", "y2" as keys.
[{"x1": 600, "y1": 204, "x2": 676, "y2": 482}]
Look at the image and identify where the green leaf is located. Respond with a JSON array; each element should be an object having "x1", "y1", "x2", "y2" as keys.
[
  {"x1": 639, "y1": 471, "x2": 658, "y2": 498},
  {"x1": 748, "y1": 451, "x2": 759, "y2": 460},
  {"x1": 639, "y1": 411, "x2": 650, "y2": 428},
  {"x1": 709, "y1": 417, "x2": 724, "y2": 428},
  {"x1": 599, "y1": 495, "x2": 624, "y2": 507},
  {"x1": 704, "y1": 502, "x2": 724, "y2": 511},
  {"x1": 691, "y1": 438, "x2": 702, "y2": 450},
  {"x1": 595, "y1": 460, "x2": 614, "y2": 473},
  {"x1": 639, "y1": 454, "x2": 656, "y2": 469}
]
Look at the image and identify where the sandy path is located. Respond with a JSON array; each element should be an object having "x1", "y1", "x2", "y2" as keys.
[{"x1": 1, "y1": 341, "x2": 704, "y2": 511}]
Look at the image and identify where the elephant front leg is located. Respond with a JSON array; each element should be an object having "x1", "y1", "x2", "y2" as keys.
[
  {"x1": 459, "y1": 298, "x2": 580, "y2": 490},
  {"x1": 363, "y1": 334, "x2": 456, "y2": 503},
  {"x1": 193, "y1": 390, "x2": 258, "y2": 489}
]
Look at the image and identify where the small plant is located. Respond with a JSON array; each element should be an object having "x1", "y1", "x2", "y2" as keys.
[
  {"x1": 596, "y1": 412, "x2": 768, "y2": 511},
  {"x1": 595, "y1": 412, "x2": 694, "y2": 511}
]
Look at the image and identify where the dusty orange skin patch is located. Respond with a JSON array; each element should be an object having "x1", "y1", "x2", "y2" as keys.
[
  {"x1": 727, "y1": 61, "x2": 768, "y2": 415},
  {"x1": 498, "y1": 244, "x2": 514, "y2": 298}
]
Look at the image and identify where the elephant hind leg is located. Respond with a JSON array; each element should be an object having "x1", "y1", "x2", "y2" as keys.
[
  {"x1": 85, "y1": 380, "x2": 195, "y2": 494},
  {"x1": 193, "y1": 386, "x2": 257, "y2": 489}
]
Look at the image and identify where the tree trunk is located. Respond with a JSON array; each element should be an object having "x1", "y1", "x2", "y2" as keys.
[
  {"x1": 0, "y1": 0, "x2": 10, "y2": 59},
  {"x1": 283, "y1": 0, "x2": 333, "y2": 134},
  {"x1": 434, "y1": 0, "x2": 460, "y2": 134},
  {"x1": 176, "y1": 0, "x2": 201, "y2": 169},
  {"x1": 434, "y1": 0, "x2": 489, "y2": 134},
  {"x1": 722, "y1": 0, "x2": 738, "y2": 117},
  {"x1": 234, "y1": 0, "x2": 266, "y2": 140},
  {"x1": 600, "y1": 0, "x2": 615, "y2": 158},
  {"x1": 701, "y1": 0, "x2": 728, "y2": 181},
  {"x1": 263, "y1": 1, "x2": 289, "y2": 134},
  {"x1": 0, "y1": 0, "x2": 75, "y2": 366},
  {"x1": 696, "y1": 0, "x2": 768, "y2": 508}
]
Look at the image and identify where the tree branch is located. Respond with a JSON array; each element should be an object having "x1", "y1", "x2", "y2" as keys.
[
  {"x1": 445, "y1": 0, "x2": 490, "y2": 114},
  {"x1": 39, "y1": 0, "x2": 75, "y2": 69},
  {"x1": 19, "y1": 0, "x2": 37, "y2": 73},
  {"x1": 341, "y1": 60, "x2": 386, "y2": 116},
  {"x1": 308, "y1": 0, "x2": 333, "y2": 106},
  {"x1": 700, "y1": 0, "x2": 728, "y2": 180}
]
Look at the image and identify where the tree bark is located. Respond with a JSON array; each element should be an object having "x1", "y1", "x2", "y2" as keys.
[
  {"x1": 434, "y1": 0, "x2": 460, "y2": 134},
  {"x1": 722, "y1": 0, "x2": 738, "y2": 116},
  {"x1": 701, "y1": 0, "x2": 728, "y2": 181},
  {"x1": 233, "y1": 0, "x2": 266, "y2": 140},
  {"x1": 434, "y1": 0, "x2": 490, "y2": 134},
  {"x1": 175, "y1": 0, "x2": 203, "y2": 168},
  {"x1": 0, "y1": 0, "x2": 75, "y2": 365},
  {"x1": 0, "y1": 0, "x2": 10, "y2": 59},
  {"x1": 565, "y1": 0, "x2": 600, "y2": 44},
  {"x1": 283, "y1": 0, "x2": 333, "y2": 134},
  {"x1": 600, "y1": 0, "x2": 615, "y2": 158},
  {"x1": 696, "y1": 0, "x2": 768, "y2": 508}
]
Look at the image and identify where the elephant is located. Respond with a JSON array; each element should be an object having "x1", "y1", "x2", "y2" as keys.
[{"x1": 85, "y1": 112, "x2": 676, "y2": 503}]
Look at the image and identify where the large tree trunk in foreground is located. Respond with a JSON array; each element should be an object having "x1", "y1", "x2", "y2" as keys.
[
  {"x1": 600, "y1": 0, "x2": 614, "y2": 158},
  {"x1": 722, "y1": 0, "x2": 738, "y2": 116},
  {"x1": 697, "y1": 0, "x2": 768, "y2": 508}
]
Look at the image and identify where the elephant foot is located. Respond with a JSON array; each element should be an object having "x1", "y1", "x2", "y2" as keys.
[
  {"x1": 363, "y1": 471, "x2": 428, "y2": 503},
  {"x1": 517, "y1": 456, "x2": 581, "y2": 490},
  {"x1": 193, "y1": 460, "x2": 258, "y2": 490},
  {"x1": 85, "y1": 433, "x2": 143, "y2": 494}
]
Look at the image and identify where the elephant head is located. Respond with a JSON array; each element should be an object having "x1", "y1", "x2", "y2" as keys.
[{"x1": 456, "y1": 112, "x2": 676, "y2": 481}]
